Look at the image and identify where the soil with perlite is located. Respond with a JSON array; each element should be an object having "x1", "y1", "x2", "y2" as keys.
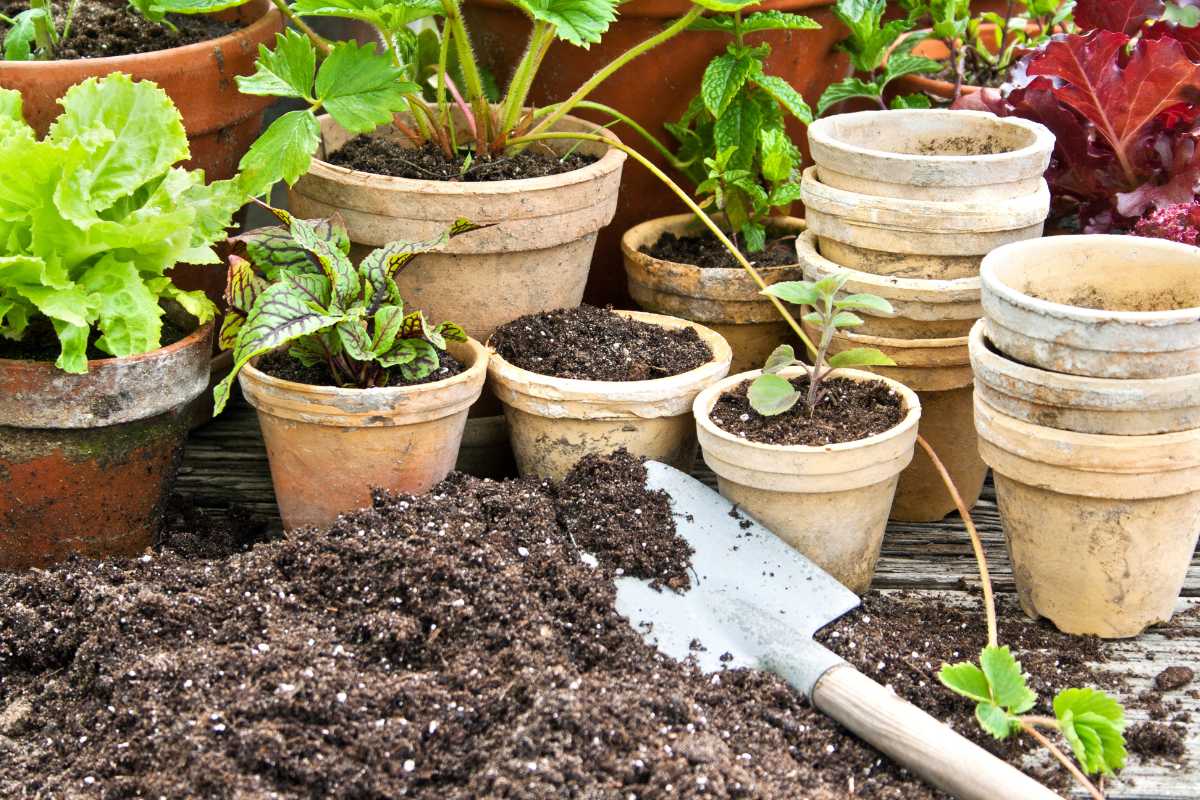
[
  {"x1": 643, "y1": 231, "x2": 799, "y2": 270},
  {"x1": 327, "y1": 138, "x2": 597, "y2": 182}
]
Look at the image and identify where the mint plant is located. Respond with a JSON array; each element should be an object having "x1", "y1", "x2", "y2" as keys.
[
  {"x1": 745, "y1": 273, "x2": 894, "y2": 417},
  {"x1": 212, "y1": 206, "x2": 481, "y2": 413}
]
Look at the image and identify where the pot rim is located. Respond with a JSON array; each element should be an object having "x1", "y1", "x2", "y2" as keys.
[
  {"x1": 0, "y1": 321, "x2": 213, "y2": 373},
  {"x1": 621, "y1": 213, "x2": 807, "y2": 277},
  {"x1": 797, "y1": 230, "x2": 981, "y2": 299}
]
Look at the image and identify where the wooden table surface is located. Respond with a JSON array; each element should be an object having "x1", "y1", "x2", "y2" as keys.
[{"x1": 178, "y1": 401, "x2": 1200, "y2": 799}]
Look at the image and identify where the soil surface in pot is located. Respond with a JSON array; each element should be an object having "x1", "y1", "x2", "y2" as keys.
[
  {"x1": 0, "y1": 319, "x2": 188, "y2": 362},
  {"x1": 642, "y1": 230, "x2": 799, "y2": 270},
  {"x1": 490, "y1": 304, "x2": 713, "y2": 381},
  {"x1": 710, "y1": 375, "x2": 903, "y2": 446},
  {"x1": 255, "y1": 349, "x2": 465, "y2": 388},
  {"x1": 0, "y1": 0, "x2": 239, "y2": 59},
  {"x1": 326, "y1": 139, "x2": 596, "y2": 182}
]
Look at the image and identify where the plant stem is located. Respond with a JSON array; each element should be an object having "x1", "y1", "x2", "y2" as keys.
[
  {"x1": 915, "y1": 434, "x2": 998, "y2": 648},
  {"x1": 30, "y1": 0, "x2": 56, "y2": 58},
  {"x1": 436, "y1": 21, "x2": 455, "y2": 152},
  {"x1": 499, "y1": 21, "x2": 555, "y2": 139},
  {"x1": 439, "y1": 0, "x2": 489, "y2": 151},
  {"x1": 267, "y1": 0, "x2": 331, "y2": 56},
  {"x1": 1020, "y1": 722, "x2": 1106, "y2": 800},
  {"x1": 535, "y1": 100, "x2": 687, "y2": 168},
  {"x1": 509, "y1": 130, "x2": 819, "y2": 359},
  {"x1": 950, "y1": 38, "x2": 964, "y2": 101},
  {"x1": 62, "y1": 0, "x2": 79, "y2": 42}
]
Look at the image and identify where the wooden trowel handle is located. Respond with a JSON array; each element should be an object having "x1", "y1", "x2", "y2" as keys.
[{"x1": 812, "y1": 665, "x2": 1061, "y2": 800}]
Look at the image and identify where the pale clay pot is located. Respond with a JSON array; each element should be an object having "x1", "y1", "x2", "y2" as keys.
[
  {"x1": 487, "y1": 310, "x2": 732, "y2": 481},
  {"x1": 239, "y1": 338, "x2": 488, "y2": 531},
  {"x1": 974, "y1": 396, "x2": 1200, "y2": 638},
  {"x1": 981, "y1": 235, "x2": 1200, "y2": 379},
  {"x1": 622, "y1": 214, "x2": 805, "y2": 374},
  {"x1": 694, "y1": 367, "x2": 921, "y2": 594}
]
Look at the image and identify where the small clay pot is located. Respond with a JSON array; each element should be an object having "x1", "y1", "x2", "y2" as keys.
[
  {"x1": 974, "y1": 396, "x2": 1200, "y2": 638},
  {"x1": 0, "y1": 323, "x2": 214, "y2": 570},
  {"x1": 487, "y1": 310, "x2": 732, "y2": 480},
  {"x1": 694, "y1": 367, "x2": 921, "y2": 594},
  {"x1": 981, "y1": 235, "x2": 1200, "y2": 379},
  {"x1": 239, "y1": 338, "x2": 489, "y2": 531},
  {"x1": 621, "y1": 214, "x2": 805, "y2": 373}
]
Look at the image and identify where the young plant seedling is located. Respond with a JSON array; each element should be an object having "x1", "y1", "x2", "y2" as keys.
[
  {"x1": 212, "y1": 206, "x2": 483, "y2": 414},
  {"x1": 745, "y1": 273, "x2": 895, "y2": 417}
]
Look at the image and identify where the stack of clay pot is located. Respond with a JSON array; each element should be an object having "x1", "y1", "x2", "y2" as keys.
[
  {"x1": 797, "y1": 109, "x2": 1054, "y2": 522},
  {"x1": 971, "y1": 235, "x2": 1200, "y2": 639}
]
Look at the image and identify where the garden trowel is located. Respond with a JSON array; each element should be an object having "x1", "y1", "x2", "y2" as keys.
[{"x1": 615, "y1": 461, "x2": 1059, "y2": 800}]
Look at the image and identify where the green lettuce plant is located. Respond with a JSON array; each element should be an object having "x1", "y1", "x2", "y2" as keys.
[
  {"x1": 212, "y1": 206, "x2": 480, "y2": 413},
  {"x1": 0, "y1": 74, "x2": 246, "y2": 372}
]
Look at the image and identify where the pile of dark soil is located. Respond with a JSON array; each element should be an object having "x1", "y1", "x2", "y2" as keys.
[
  {"x1": 490, "y1": 305, "x2": 713, "y2": 382},
  {"x1": 0, "y1": 0, "x2": 239, "y2": 59},
  {"x1": 255, "y1": 349, "x2": 465, "y2": 389},
  {"x1": 643, "y1": 230, "x2": 799, "y2": 270},
  {"x1": 710, "y1": 375, "x2": 904, "y2": 446},
  {"x1": 327, "y1": 139, "x2": 596, "y2": 182}
]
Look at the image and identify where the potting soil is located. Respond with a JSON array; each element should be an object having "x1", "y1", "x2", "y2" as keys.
[{"x1": 327, "y1": 139, "x2": 596, "y2": 182}]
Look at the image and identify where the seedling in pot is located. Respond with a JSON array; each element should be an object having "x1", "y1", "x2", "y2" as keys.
[
  {"x1": 211, "y1": 205, "x2": 483, "y2": 413},
  {"x1": 746, "y1": 273, "x2": 895, "y2": 417}
]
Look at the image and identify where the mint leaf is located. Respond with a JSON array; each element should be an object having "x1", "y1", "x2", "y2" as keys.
[
  {"x1": 236, "y1": 30, "x2": 317, "y2": 101},
  {"x1": 315, "y1": 41, "x2": 417, "y2": 133},
  {"x1": 687, "y1": 10, "x2": 819, "y2": 33},
  {"x1": 833, "y1": 0, "x2": 911, "y2": 72},
  {"x1": 713, "y1": 92, "x2": 762, "y2": 171},
  {"x1": 1054, "y1": 688, "x2": 1127, "y2": 776},
  {"x1": 239, "y1": 109, "x2": 321, "y2": 194},
  {"x1": 890, "y1": 93, "x2": 932, "y2": 110},
  {"x1": 882, "y1": 51, "x2": 942, "y2": 85},
  {"x1": 981, "y1": 646, "x2": 1037, "y2": 715},
  {"x1": 702, "y1": 50, "x2": 757, "y2": 117},
  {"x1": 511, "y1": 0, "x2": 618, "y2": 47},
  {"x1": 759, "y1": 128, "x2": 793, "y2": 183},
  {"x1": 748, "y1": 373, "x2": 801, "y2": 416},
  {"x1": 750, "y1": 72, "x2": 813, "y2": 123}
]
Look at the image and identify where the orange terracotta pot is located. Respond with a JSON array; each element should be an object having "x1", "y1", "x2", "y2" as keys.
[
  {"x1": 887, "y1": 23, "x2": 1041, "y2": 103},
  {"x1": 0, "y1": 323, "x2": 214, "y2": 570}
]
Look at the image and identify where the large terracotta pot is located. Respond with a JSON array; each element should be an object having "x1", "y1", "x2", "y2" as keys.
[
  {"x1": 0, "y1": 323, "x2": 214, "y2": 569},
  {"x1": 0, "y1": 0, "x2": 282, "y2": 182}
]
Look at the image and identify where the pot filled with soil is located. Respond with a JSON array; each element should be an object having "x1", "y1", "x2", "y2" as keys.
[
  {"x1": 237, "y1": 338, "x2": 488, "y2": 531},
  {"x1": 885, "y1": 24, "x2": 1042, "y2": 104},
  {"x1": 487, "y1": 305, "x2": 732, "y2": 480},
  {"x1": 694, "y1": 366, "x2": 921, "y2": 594},
  {"x1": 622, "y1": 214, "x2": 805, "y2": 373},
  {"x1": 981, "y1": 235, "x2": 1200, "y2": 379},
  {"x1": 0, "y1": 320, "x2": 213, "y2": 570},
  {"x1": 0, "y1": 0, "x2": 283, "y2": 182}
]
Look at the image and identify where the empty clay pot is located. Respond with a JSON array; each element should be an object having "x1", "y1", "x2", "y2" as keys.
[
  {"x1": 239, "y1": 338, "x2": 489, "y2": 531},
  {"x1": 974, "y1": 396, "x2": 1200, "y2": 638},
  {"x1": 969, "y1": 320, "x2": 1200, "y2": 435},
  {"x1": 981, "y1": 235, "x2": 1200, "y2": 379},
  {"x1": 694, "y1": 367, "x2": 921, "y2": 594},
  {"x1": 0, "y1": 323, "x2": 214, "y2": 570},
  {"x1": 487, "y1": 310, "x2": 732, "y2": 481},
  {"x1": 622, "y1": 214, "x2": 805, "y2": 373},
  {"x1": 827, "y1": 331, "x2": 985, "y2": 523}
]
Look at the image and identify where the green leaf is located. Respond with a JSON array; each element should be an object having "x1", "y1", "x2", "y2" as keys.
[
  {"x1": 830, "y1": 311, "x2": 864, "y2": 329},
  {"x1": 939, "y1": 662, "x2": 991, "y2": 703},
  {"x1": 702, "y1": 51, "x2": 757, "y2": 117},
  {"x1": 832, "y1": 0, "x2": 911, "y2": 72},
  {"x1": 1165, "y1": 2, "x2": 1200, "y2": 26},
  {"x1": 371, "y1": 303, "x2": 406, "y2": 354},
  {"x1": 759, "y1": 127, "x2": 793, "y2": 183},
  {"x1": 3, "y1": 8, "x2": 45, "y2": 61},
  {"x1": 236, "y1": 30, "x2": 318, "y2": 101},
  {"x1": 336, "y1": 317, "x2": 374, "y2": 362},
  {"x1": 288, "y1": 334, "x2": 329, "y2": 368},
  {"x1": 714, "y1": 92, "x2": 762, "y2": 172},
  {"x1": 762, "y1": 343, "x2": 798, "y2": 374},
  {"x1": 827, "y1": 347, "x2": 895, "y2": 368},
  {"x1": 687, "y1": 10, "x2": 820, "y2": 33},
  {"x1": 817, "y1": 77, "x2": 883, "y2": 117},
  {"x1": 835, "y1": 293, "x2": 893, "y2": 315},
  {"x1": 238, "y1": 109, "x2": 322, "y2": 194},
  {"x1": 288, "y1": 216, "x2": 359, "y2": 311},
  {"x1": 750, "y1": 73, "x2": 813, "y2": 124},
  {"x1": 435, "y1": 320, "x2": 467, "y2": 343},
  {"x1": 132, "y1": 0, "x2": 253, "y2": 16},
  {"x1": 78, "y1": 257, "x2": 163, "y2": 358},
  {"x1": 882, "y1": 51, "x2": 943, "y2": 85},
  {"x1": 812, "y1": 273, "x2": 850, "y2": 297},
  {"x1": 291, "y1": 0, "x2": 442, "y2": 30},
  {"x1": 315, "y1": 41, "x2": 418, "y2": 134},
  {"x1": 975, "y1": 702, "x2": 1018, "y2": 740},
  {"x1": 511, "y1": 0, "x2": 618, "y2": 47},
  {"x1": 741, "y1": 220, "x2": 766, "y2": 253},
  {"x1": 359, "y1": 220, "x2": 481, "y2": 311},
  {"x1": 980, "y1": 646, "x2": 1037, "y2": 715},
  {"x1": 688, "y1": 0, "x2": 762, "y2": 12},
  {"x1": 763, "y1": 280, "x2": 818, "y2": 307},
  {"x1": 890, "y1": 93, "x2": 933, "y2": 110},
  {"x1": 1054, "y1": 688, "x2": 1126, "y2": 776},
  {"x1": 218, "y1": 311, "x2": 244, "y2": 351},
  {"x1": 768, "y1": 182, "x2": 803, "y2": 208},
  {"x1": 747, "y1": 373, "x2": 801, "y2": 416}
]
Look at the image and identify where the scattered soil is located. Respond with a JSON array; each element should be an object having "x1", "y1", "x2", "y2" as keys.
[
  {"x1": 1155, "y1": 666, "x2": 1196, "y2": 692},
  {"x1": 0, "y1": 319, "x2": 188, "y2": 362},
  {"x1": 1127, "y1": 722, "x2": 1188, "y2": 761},
  {"x1": 642, "y1": 230, "x2": 799, "y2": 270},
  {"x1": 254, "y1": 348, "x2": 465, "y2": 388},
  {"x1": 709, "y1": 375, "x2": 903, "y2": 446},
  {"x1": 0, "y1": 0, "x2": 239, "y2": 60},
  {"x1": 490, "y1": 304, "x2": 713, "y2": 382},
  {"x1": 327, "y1": 139, "x2": 596, "y2": 182},
  {"x1": 915, "y1": 134, "x2": 1008, "y2": 157}
]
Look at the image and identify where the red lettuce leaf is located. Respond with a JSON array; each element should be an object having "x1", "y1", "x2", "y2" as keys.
[{"x1": 1074, "y1": 0, "x2": 1164, "y2": 35}]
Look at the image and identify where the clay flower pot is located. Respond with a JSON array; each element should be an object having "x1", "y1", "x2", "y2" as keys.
[
  {"x1": 0, "y1": 0, "x2": 282, "y2": 182},
  {"x1": 981, "y1": 235, "x2": 1200, "y2": 379},
  {"x1": 487, "y1": 310, "x2": 732, "y2": 480},
  {"x1": 974, "y1": 396, "x2": 1200, "y2": 638},
  {"x1": 827, "y1": 331, "x2": 985, "y2": 523},
  {"x1": 0, "y1": 323, "x2": 214, "y2": 570},
  {"x1": 239, "y1": 338, "x2": 489, "y2": 531},
  {"x1": 694, "y1": 367, "x2": 921, "y2": 594},
  {"x1": 885, "y1": 24, "x2": 1041, "y2": 103},
  {"x1": 969, "y1": 320, "x2": 1200, "y2": 435},
  {"x1": 621, "y1": 214, "x2": 805, "y2": 373}
]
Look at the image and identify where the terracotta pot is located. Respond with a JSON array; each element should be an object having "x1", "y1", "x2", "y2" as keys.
[
  {"x1": 974, "y1": 396, "x2": 1200, "y2": 638},
  {"x1": 969, "y1": 320, "x2": 1200, "y2": 435},
  {"x1": 797, "y1": 230, "x2": 981, "y2": 338},
  {"x1": 887, "y1": 24, "x2": 1041, "y2": 103},
  {"x1": 239, "y1": 338, "x2": 488, "y2": 530},
  {"x1": 0, "y1": 0, "x2": 282, "y2": 182},
  {"x1": 694, "y1": 367, "x2": 921, "y2": 594},
  {"x1": 621, "y1": 214, "x2": 805, "y2": 373},
  {"x1": 487, "y1": 310, "x2": 732, "y2": 480},
  {"x1": 800, "y1": 166, "x2": 1049, "y2": 280},
  {"x1": 0, "y1": 323, "x2": 214, "y2": 569},
  {"x1": 980, "y1": 235, "x2": 1200, "y2": 379},
  {"x1": 828, "y1": 331, "x2": 985, "y2": 523}
]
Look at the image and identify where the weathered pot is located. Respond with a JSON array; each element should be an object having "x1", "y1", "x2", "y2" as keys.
[
  {"x1": 797, "y1": 231, "x2": 982, "y2": 338},
  {"x1": 828, "y1": 331, "x2": 985, "y2": 523},
  {"x1": 969, "y1": 320, "x2": 1200, "y2": 435},
  {"x1": 0, "y1": 0, "x2": 282, "y2": 182},
  {"x1": 239, "y1": 338, "x2": 488, "y2": 531},
  {"x1": 981, "y1": 235, "x2": 1200, "y2": 379},
  {"x1": 974, "y1": 396, "x2": 1200, "y2": 638},
  {"x1": 488, "y1": 310, "x2": 732, "y2": 480},
  {"x1": 0, "y1": 323, "x2": 214, "y2": 569},
  {"x1": 800, "y1": 166, "x2": 1049, "y2": 280},
  {"x1": 694, "y1": 367, "x2": 921, "y2": 594},
  {"x1": 622, "y1": 214, "x2": 805, "y2": 373}
]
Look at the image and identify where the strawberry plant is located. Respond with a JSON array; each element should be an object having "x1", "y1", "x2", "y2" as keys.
[{"x1": 212, "y1": 206, "x2": 481, "y2": 413}]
